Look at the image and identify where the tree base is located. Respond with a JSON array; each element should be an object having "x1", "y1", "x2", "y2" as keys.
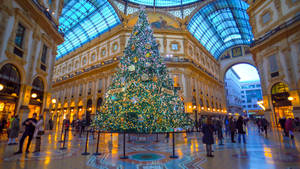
[
  {"x1": 81, "y1": 152, "x2": 90, "y2": 155},
  {"x1": 169, "y1": 155, "x2": 178, "y2": 159},
  {"x1": 120, "y1": 156, "x2": 128, "y2": 159},
  {"x1": 93, "y1": 152, "x2": 101, "y2": 156}
]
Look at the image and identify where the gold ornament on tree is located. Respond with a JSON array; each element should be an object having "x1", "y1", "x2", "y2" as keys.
[
  {"x1": 145, "y1": 43, "x2": 151, "y2": 49},
  {"x1": 131, "y1": 44, "x2": 135, "y2": 51},
  {"x1": 133, "y1": 57, "x2": 138, "y2": 63},
  {"x1": 145, "y1": 52, "x2": 151, "y2": 58},
  {"x1": 128, "y1": 65, "x2": 135, "y2": 71},
  {"x1": 153, "y1": 76, "x2": 158, "y2": 82}
]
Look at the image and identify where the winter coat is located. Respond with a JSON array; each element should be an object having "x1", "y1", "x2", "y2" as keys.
[
  {"x1": 236, "y1": 118, "x2": 245, "y2": 134},
  {"x1": 229, "y1": 119, "x2": 236, "y2": 132},
  {"x1": 285, "y1": 119, "x2": 294, "y2": 132},
  {"x1": 202, "y1": 124, "x2": 214, "y2": 145},
  {"x1": 34, "y1": 119, "x2": 44, "y2": 138},
  {"x1": 8, "y1": 118, "x2": 20, "y2": 138},
  {"x1": 216, "y1": 120, "x2": 223, "y2": 139}
]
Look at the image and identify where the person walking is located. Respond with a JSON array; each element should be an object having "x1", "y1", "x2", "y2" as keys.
[
  {"x1": 14, "y1": 113, "x2": 37, "y2": 154},
  {"x1": 32, "y1": 115, "x2": 44, "y2": 152},
  {"x1": 216, "y1": 118, "x2": 224, "y2": 145},
  {"x1": 285, "y1": 118, "x2": 295, "y2": 139},
  {"x1": 48, "y1": 118, "x2": 53, "y2": 130},
  {"x1": 236, "y1": 116, "x2": 246, "y2": 144},
  {"x1": 202, "y1": 117, "x2": 214, "y2": 157},
  {"x1": 8, "y1": 115, "x2": 20, "y2": 145},
  {"x1": 229, "y1": 116, "x2": 236, "y2": 143},
  {"x1": 261, "y1": 118, "x2": 269, "y2": 137}
]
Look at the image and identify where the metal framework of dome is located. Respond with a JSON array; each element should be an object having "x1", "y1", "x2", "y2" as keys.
[
  {"x1": 57, "y1": 0, "x2": 121, "y2": 59},
  {"x1": 188, "y1": 0, "x2": 254, "y2": 59},
  {"x1": 57, "y1": 0, "x2": 254, "y2": 60}
]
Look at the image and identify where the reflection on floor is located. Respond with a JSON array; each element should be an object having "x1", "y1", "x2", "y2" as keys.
[{"x1": 0, "y1": 124, "x2": 299, "y2": 169}]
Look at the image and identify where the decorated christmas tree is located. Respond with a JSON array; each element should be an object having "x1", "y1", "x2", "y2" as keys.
[{"x1": 94, "y1": 9, "x2": 192, "y2": 133}]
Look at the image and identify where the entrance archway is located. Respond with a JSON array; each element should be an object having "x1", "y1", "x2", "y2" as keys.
[
  {"x1": 29, "y1": 77, "x2": 44, "y2": 117},
  {"x1": 271, "y1": 82, "x2": 293, "y2": 124},
  {"x1": 224, "y1": 63, "x2": 263, "y2": 117},
  {"x1": 0, "y1": 64, "x2": 21, "y2": 120}
]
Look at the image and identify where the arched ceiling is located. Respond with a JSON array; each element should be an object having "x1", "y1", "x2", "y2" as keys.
[
  {"x1": 188, "y1": 0, "x2": 253, "y2": 59},
  {"x1": 125, "y1": 0, "x2": 199, "y2": 7},
  {"x1": 57, "y1": 0, "x2": 121, "y2": 59},
  {"x1": 56, "y1": 0, "x2": 253, "y2": 60}
]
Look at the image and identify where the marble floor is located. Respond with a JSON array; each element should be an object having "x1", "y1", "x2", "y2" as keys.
[{"x1": 0, "y1": 124, "x2": 299, "y2": 169}]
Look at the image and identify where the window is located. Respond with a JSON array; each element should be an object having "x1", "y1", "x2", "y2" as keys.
[
  {"x1": 171, "y1": 43, "x2": 178, "y2": 51},
  {"x1": 41, "y1": 45, "x2": 48, "y2": 64},
  {"x1": 91, "y1": 54, "x2": 95, "y2": 61},
  {"x1": 173, "y1": 75, "x2": 179, "y2": 87},
  {"x1": 15, "y1": 23, "x2": 26, "y2": 49},
  {"x1": 98, "y1": 79, "x2": 102, "y2": 93},
  {"x1": 83, "y1": 57, "x2": 86, "y2": 65},
  {"x1": 113, "y1": 43, "x2": 118, "y2": 51},
  {"x1": 268, "y1": 55, "x2": 278, "y2": 73},
  {"x1": 79, "y1": 84, "x2": 83, "y2": 96},
  {"x1": 101, "y1": 49, "x2": 106, "y2": 57},
  {"x1": 247, "y1": 105, "x2": 252, "y2": 108},
  {"x1": 88, "y1": 82, "x2": 92, "y2": 95},
  {"x1": 262, "y1": 12, "x2": 271, "y2": 24}
]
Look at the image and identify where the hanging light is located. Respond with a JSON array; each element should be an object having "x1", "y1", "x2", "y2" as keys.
[
  {"x1": 52, "y1": 98, "x2": 57, "y2": 104},
  {"x1": 31, "y1": 93, "x2": 37, "y2": 98},
  {"x1": 0, "y1": 83, "x2": 4, "y2": 91},
  {"x1": 288, "y1": 97, "x2": 294, "y2": 101}
]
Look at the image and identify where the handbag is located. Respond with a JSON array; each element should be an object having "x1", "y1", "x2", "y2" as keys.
[{"x1": 38, "y1": 130, "x2": 44, "y2": 135}]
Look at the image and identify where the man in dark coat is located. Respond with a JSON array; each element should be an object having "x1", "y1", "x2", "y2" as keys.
[
  {"x1": 14, "y1": 113, "x2": 37, "y2": 154},
  {"x1": 236, "y1": 116, "x2": 246, "y2": 144},
  {"x1": 202, "y1": 117, "x2": 214, "y2": 157},
  {"x1": 229, "y1": 117, "x2": 236, "y2": 143}
]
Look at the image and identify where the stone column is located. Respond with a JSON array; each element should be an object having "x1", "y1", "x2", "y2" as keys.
[{"x1": 18, "y1": 84, "x2": 32, "y2": 123}]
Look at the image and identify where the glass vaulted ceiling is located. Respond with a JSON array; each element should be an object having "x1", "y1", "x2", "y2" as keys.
[
  {"x1": 188, "y1": 0, "x2": 254, "y2": 59},
  {"x1": 56, "y1": 0, "x2": 120, "y2": 59},
  {"x1": 127, "y1": 0, "x2": 199, "y2": 7}
]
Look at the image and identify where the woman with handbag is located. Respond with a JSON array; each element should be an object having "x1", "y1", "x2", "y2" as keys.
[{"x1": 31, "y1": 115, "x2": 44, "y2": 152}]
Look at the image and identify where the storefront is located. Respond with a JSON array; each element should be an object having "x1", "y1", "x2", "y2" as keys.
[
  {"x1": 86, "y1": 99, "x2": 92, "y2": 125},
  {"x1": 271, "y1": 82, "x2": 293, "y2": 125},
  {"x1": 29, "y1": 77, "x2": 44, "y2": 117},
  {"x1": 0, "y1": 64, "x2": 21, "y2": 121}
]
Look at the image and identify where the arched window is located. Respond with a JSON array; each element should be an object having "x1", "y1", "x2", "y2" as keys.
[
  {"x1": 96, "y1": 97, "x2": 102, "y2": 112},
  {"x1": 0, "y1": 64, "x2": 21, "y2": 96}
]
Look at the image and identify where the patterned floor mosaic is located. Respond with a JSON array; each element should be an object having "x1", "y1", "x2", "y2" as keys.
[{"x1": 0, "y1": 124, "x2": 299, "y2": 169}]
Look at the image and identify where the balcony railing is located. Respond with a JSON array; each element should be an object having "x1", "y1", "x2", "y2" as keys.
[
  {"x1": 31, "y1": 0, "x2": 64, "y2": 36},
  {"x1": 251, "y1": 13, "x2": 300, "y2": 47},
  {"x1": 53, "y1": 56, "x2": 221, "y2": 84}
]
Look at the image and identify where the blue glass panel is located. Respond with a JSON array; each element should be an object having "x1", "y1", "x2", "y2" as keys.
[
  {"x1": 128, "y1": 0, "x2": 199, "y2": 7},
  {"x1": 188, "y1": 0, "x2": 253, "y2": 59},
  {"x1": 57, "y1": 0, "x2": 121, "y2": 59}
]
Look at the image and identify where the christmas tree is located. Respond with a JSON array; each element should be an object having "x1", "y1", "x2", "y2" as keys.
[{"x1": 94, "y1": 9, "x2": 192, "y2": 133}]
